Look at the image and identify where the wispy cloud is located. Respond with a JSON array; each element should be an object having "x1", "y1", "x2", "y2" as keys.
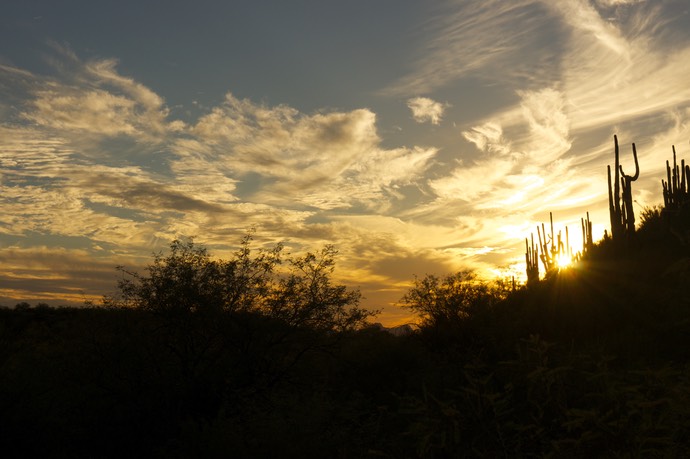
[
  {"x1": 384, "y1": 0, "x2": 549, "y2": 95},
  {"x1": 407, "y1": 0, "x2": 689, "y2": 212},
  {"x1": 407, "y1": 97, "x2": 448, "y2": 125},
  {"x1": 12, "y1": 48, "x2": 180, "y2": 144},
  {"x1": 181, "y1": 93, "x2": 438, "y2": 210},
  {"x1": 595, "y1": 0, "x2": 645, "y2": 7},
  {"x1": 187, "y1": 94, "x2": 380, "y2": 186},
  {"x1": 0, "y1": 246, "x2": 126, "y2": 304}
]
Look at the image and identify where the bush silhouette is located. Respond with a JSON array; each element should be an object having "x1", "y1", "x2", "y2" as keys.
[{"x1": 105, "y1": 234, "x2": 375, "y2": 332}]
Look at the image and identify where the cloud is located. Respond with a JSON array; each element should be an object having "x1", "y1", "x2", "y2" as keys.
[
  {"x1": 595, "y1": 0, "x2": 645, "y2": 7},
  {"x1": 518, "y1": 87, "x2": 572, "y2": 162},
  {"x1": 407, "y1": 97, "x2": 448, "y2": 124},
  {"x1": 533, "y1": 0, "x2": 690, "y2": 134},
  {"x1": 188, "y1": 94, "x2": 378, "y2": 183},
  {"x1": 0, "y1": 245, "x2": 127, "y2": 305},
  {"x1": 462, "y1": 122, "x2": 511, "y2": 156},
  {"x1": 429, "y1": 156, "x2": 514, "y2": 203},
  {"x1": 383, "y1": 0, "x2": 550, "y2": 95},
  {"x1": 3, "y1": 46, "x2": 180, "y2": 146},
  {"x1": 545, "y1": 0, "x2": 631, "y2": 57},
  {"x1": 180, "y1": 93, "x2": 438, "y2": 210},
  {"x1": 27, "y1": 89, "x2": 142, "y2": 136}
]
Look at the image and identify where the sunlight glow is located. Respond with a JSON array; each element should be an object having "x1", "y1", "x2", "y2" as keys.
[{"x1": 556, "y1": 253, "x2": 573, "y2": 269}]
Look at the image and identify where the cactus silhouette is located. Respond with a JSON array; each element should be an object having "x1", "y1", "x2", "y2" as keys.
[
  {"x1": 581, "y1": 211, "x2": 593, "y2": 256},
  {"x1": 607, "y1": 135, "x2": 639, "y2": 240},
  {"x1": 525, "y1": 212, "x2": 578, "y2": 282},
  {"x1": 662, "y1": 146, "x2": 690, "y2": 210},
  {"x1": 661, "y1": 146, "x2": 690, "y2": 244},
  {"x1": 537, "y1": 212, "x2": 568, "y2": 273},
  {"x1": 525, "y1": 234, "x2": 539, "y2": 286}
]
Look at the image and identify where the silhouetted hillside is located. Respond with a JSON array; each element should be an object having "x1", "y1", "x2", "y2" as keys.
[{"x1": 2, "y1": 215, "x2": 689, "y2": 458}]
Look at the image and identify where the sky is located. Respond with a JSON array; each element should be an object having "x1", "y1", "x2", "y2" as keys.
[{"x1": 2, "y1": 0, "x2": 690, "y2": 325}]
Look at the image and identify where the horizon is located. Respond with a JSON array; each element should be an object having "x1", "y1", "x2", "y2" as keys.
[{"x1": 2, "y1": 0, "x2": 690, "y2": 325}]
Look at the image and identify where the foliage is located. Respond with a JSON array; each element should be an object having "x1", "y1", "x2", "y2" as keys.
[
  {"x1": 637, "y1": 205, "x2": 666, "y2": 243},
  {"x1": 105, "y1": 234, "x2": 374, "y2": 332},
  {"x1": 266, "y1": 245, "x2": 374, "y2": 331},
  {"x1": 106, "y1": 234, "x2": 282, "y2": 315},
  {"x1": 639, "y1": 205, "x2": 664, "y2": 228},
  {"x1": 399, "y1": 270, "x2": 510, "y2": 329}
]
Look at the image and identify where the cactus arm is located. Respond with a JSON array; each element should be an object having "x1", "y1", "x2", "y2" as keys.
[
  {"x1": 663, "y1": 180, "x2": 669, "y2": 207},
  {"x1": 608, "y1": 165, "x2": 615, "y2": 233},
  {"x1": 614, "y1": 135, "x2": 621, "y2": 218},
  {"x1": 619, "y1": 142, "x2": 640, "y2": 181},
  {"x1": 672, "y1": 166, "x2": 677, "y2": 195},
  {"x1": 525, "y1": 235, "x2": 540, "y2": 285},
  {"x1": 681, "y1": 159, "x2": 686, "y2": 194},
  {"x1": 584, "y1": 212, "x2": 593, "y2": 250}
]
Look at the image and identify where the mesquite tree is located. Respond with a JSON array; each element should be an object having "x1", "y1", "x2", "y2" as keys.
[{"x1": 105, "y1": 235, "x2": 375, "y2": 332}]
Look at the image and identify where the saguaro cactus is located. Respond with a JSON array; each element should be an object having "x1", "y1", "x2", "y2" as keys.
[
  {"x1": 525, "y1": 234, "x2": 539, "y2": 286},
  {"x1": 662, "y1": 146, "x2": 690, "y2": 210},
  {"x1": 581, "y1": 211, "x2": 593, "y2": 255},
  {"x1": 661, "y1": 146, "x2": 690, "y2": 244},
  {"x1": 533, "y1": 213, "x2": 567, "y2": 272},
  {"x1": 538, "y1": 212, "x2": 569, "y2": 272},
  {"x1": 607, "y1": 135, "x2": 639, "y2": 240},
  {"x1": 524, "y1": 212, "x2": 591, "y2": 282}
]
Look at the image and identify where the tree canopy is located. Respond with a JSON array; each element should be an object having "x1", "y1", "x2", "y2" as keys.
[{"x1": 104, "y1": 234, "x2": 376, "y2": 332}]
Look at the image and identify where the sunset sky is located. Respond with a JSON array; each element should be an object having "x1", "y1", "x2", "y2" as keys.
[{"x1": 2, "y1": 0, "x2": 690, "y2": 324}]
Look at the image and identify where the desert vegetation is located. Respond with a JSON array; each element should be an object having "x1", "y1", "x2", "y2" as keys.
[{"x1": 1, "y1": 138, "x2": 690, "y2": 457}]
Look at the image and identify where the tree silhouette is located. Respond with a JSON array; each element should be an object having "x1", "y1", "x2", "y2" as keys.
[
  {"x1": 266, "y1": 245, "x2": 375, "y2": 331},
  {"x1": 400, "y1": 270, "x2": 509, "y2": 329},
  {"x1": 105, "y1": 234, "x2": 374, "y2": 331},
  {"x1": 106, "y1": 235, "x2": 283, "y2": 316}
]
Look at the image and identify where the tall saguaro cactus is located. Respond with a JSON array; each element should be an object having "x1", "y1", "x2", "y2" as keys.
[
  {"x1": 525, "y1": 234, "x2": 539, "y2": 286},
  {"x1": 581, "y1": 212, "x2": 593, "y2": 255},
  {"x1": 661, "y1": 146, "x2": 690, "y2": 245},
  {"x1": 607, "y1": 135, "x2": 639, "y2": 240},
  {"x1": 524, "y1": 212, "x2": 590, "y2": 283},
  {"x1": 535, "y1": 213, "x2": 567, "y2": 273},
  {"x1": 662, "y1": 146, "x2": 690, "y2": 210}
]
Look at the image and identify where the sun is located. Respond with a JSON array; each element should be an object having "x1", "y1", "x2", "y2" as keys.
[{"x1": 556, "y1": 253, "x2": 573, "y2": 269}]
